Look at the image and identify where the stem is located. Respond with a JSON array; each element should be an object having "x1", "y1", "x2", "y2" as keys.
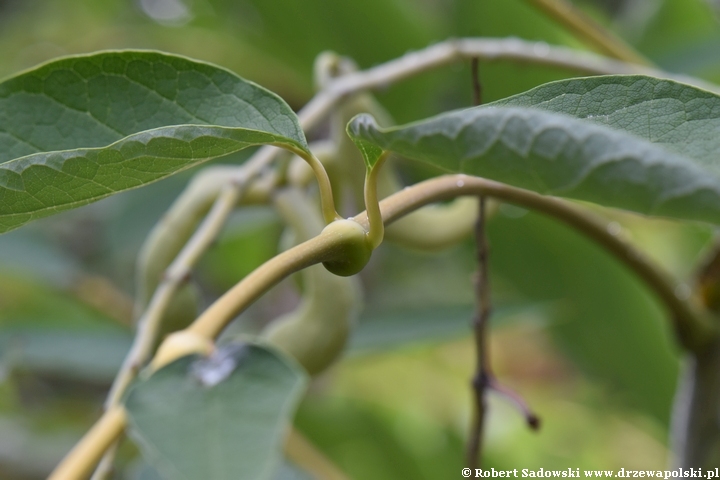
[
  {"x1": 467, "y1": 197, "x2": 491, "y2": 470},
  {"x1": 524, "y1": 0, "x2": 650, "y2": 65},
  {"x1": 364, "y1": 153, "x2": 389, "y2": 249},
  {"x1": 187, "y1": 231, "x2": 340, "y2": 340},
  {"x1": 285, "y1": 427, "x2": 351, "y2": 480},
  {"x1": 48, "y1": 407, "x2": 127, "y2": 480},
  {"x1": 262, "y1": 188, "x2": 361, "y2": 375},
  {"x1": 466, "y1": 198, "x2": 539, "y2": 469},
  {"x1": 291, "y1": 147, "x2": 341, "y2": 223},
  {"x1": 352, "y1": 175, "x2": 717, "y2": 353}
]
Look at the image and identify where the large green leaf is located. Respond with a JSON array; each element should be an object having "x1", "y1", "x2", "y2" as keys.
[
  {"x1": 487, "y1": 209, "x2": 682, "y2": 424},
  {"x1": 125, "y1": 344, "x2": 308, "y2": 480},
  {"x1": 347, "y1": 75, "x2": 720, "y2": 224},
  {"x1": 0, "y1": 50, "x2": 307, "y2": 233}
]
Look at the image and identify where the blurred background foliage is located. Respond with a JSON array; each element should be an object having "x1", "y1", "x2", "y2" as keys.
[{"x1": 0, "y1": 0, "x2": 719, "y2": 478}]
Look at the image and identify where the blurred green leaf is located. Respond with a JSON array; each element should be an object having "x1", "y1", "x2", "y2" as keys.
[
  {"x1": 295, "y1": 396, "x2": 464, "y2": 480},
  {"x1": 350, "y1": 303, "x2": 553, "y2": 353},
  {"x1": 0, "y1": 50, "x2": 308, "y2": 233},
  {"x1": 198, "y1": 207, "x2": 283, "y2": 290},
  {"x1": 0, "y1": 274, "x2": 114, "y2": 330},
  {"x1": 1, "y1": 330, "x2": 130, "y2": 384},
  {"x1": 349, "y1": 75, "x2": 720, "y2": 224},
  {"x1": 126, "y1": 344, "x2": 308, "y2": 480},
  {"x1": 0, "y1": 228, "x2": 79, "y2": 285},
  {"x1": 487, "y1": 209, "x2": 680, "y2": 422},
  {"x1": 633, "y1": 0, "x2": 719, "y2": 64}
]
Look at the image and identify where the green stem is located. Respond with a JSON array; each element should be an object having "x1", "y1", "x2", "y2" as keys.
[
  {"x1": 187, "y1": 231, "x2": 339, "y2": 340},
  {"x1": 291, "y1": 146, "x2": 341, "y2": 224},
  {"x1": 364, "y1": 153, "x2": 389, "y2": 249}
]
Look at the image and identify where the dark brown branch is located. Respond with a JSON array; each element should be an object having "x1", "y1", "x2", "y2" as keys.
[
  {"x1": 467, "y1": 196, "x2": 491, "y2": 470},
  {"x1": 466, "y1": 192, "x2": 541, "y2": 468},
  {"x1": 471, "y1": 57, "x2": 482, "y2": 106}
]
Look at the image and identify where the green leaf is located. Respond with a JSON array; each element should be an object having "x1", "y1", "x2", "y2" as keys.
[
  {"x1": 0, "y1": 50, "x2": 307, "y2": 233},
  {"x1": 133, "y1": 461, "x2": 312, "y2": 480},
  {"x1": 347, "y1": 75, "x2": 720, "y2": 224},
  {"x1": 125, "y1": 343, "x2": 308, "y2": 480}
]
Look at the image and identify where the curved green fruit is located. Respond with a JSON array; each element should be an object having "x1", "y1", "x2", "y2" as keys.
[{"x1": 321, "y1": 219, "x2": 373, "y2": 277}]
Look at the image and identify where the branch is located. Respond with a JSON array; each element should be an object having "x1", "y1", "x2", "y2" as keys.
[
  {"x1": 127, "y1": 36, "x2": 716, "y2": 365},
  {"x1": 302, "y1": 38, "x2": 718, "y2": 127},
  {"x1": 466, "y1": 198, "x2": 540, "y2": 469},
  {"x1": 49, "y1": 407, "x2": 127, "y2": 480},
  {"x1": 106, "y1": 183, "x2": 246, "y2": 407},
  {"x1": 524, "y1": 0, "x2": 649, "y2": 65},
  {"x1": 52, "y1": 174, "x2": 717, "y2": 478},
  {"x1": 71, "y1": 36, "x2": 710, "y2": 480},
  {"x1": 467, "y1": 197, "x2": 491, "y2": 470},
  {"x1": 672, "y1": 244, "x2": 720, "y2": 467},
  {"x1": 126, "y1": 35, "x2": 716, "y2": 376},
  {"x1": 353, "y1": 175, "x2": 718, "y2": 353},
  {"x1": 89, "y1": 184, "x2": 247, "y2": 480},
  {"x1": 185, "y1": 226, "x2": 339, "y2": 341}
]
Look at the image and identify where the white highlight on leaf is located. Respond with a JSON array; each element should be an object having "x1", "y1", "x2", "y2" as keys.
[{"x1": 190, "y1": 343, "x2": 248, "y2": 387}]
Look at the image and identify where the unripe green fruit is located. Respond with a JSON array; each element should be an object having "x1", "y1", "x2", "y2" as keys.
[{"x1": 321, "y1": 219, "x2": 373, "y2": 277}]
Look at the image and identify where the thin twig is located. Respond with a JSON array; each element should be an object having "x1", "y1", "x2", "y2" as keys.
[
  {"x1": 307, "y1": 38, "x2": 717, "y2": 117},
  {"x1": 467, "y1": 196, "x2": 491, "y2": 470},
  {"x1": 471, "y1": 58, "x2": 482, "y2": 107},
  {"x1": 488, "y1": 378, "x2": 540, "y2": 430}
]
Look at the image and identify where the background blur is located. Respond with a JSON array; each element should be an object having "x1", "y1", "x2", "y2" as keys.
[{"x1": 1, "y1": 0, "x2": 719, "y2": 478}]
